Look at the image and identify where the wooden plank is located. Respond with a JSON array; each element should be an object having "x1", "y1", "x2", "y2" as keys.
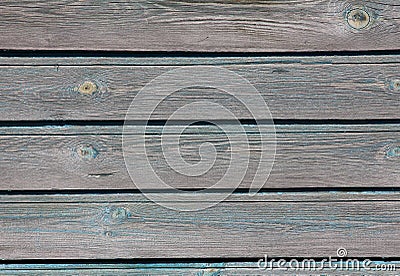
[
  {"x1": 0, "y1": 0, "x2": 399, "y2": 52},
  {"x1": 0, "y1": 56, "x2": 400, "y2": 120},
  {"x1": 1, "y1": 261, "x2": 399, "y2": 275},
  {"x1": 1, "y1": 191, "x2": 400, "y2": 203},
  {"x1": 0, "y1": 55, "x2": 399, "y2": 66},
  {"x1": 1, "y1": 268, "x2": 398, "y2": 275},
  {"x1": 1, "y1": 124, "x2": 400, "y2": 190},
  {"x1": 0, "y1": 192, "x2": 400, "y2": 259}
]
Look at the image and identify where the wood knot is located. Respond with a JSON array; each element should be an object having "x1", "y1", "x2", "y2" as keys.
[
  {"x1": 200, "y1": 268, "x2": 222, "y2": 276},
  {"x1": 346, "y1": 8, "x2": 370, "y2": 30},
  {"x1": 111, "y1": 207, "x2": 129, "y2": 220},
  {"x1": 389, "y1": 80, "x2": 400, "y2": 92},
  {"x1": 77, "y1": 145, "x2": 99, "y2": 160},
  {"x1": 386, "y1": 146, "x2": 400, "y2": 158},
  {"x1": 78, "y1": 81, "x2": 97, "y2": 95}
]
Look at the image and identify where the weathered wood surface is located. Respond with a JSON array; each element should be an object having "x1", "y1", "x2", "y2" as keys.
[
  {"x1": 1, "y1": 0, "x2": 399, "y2": 270},
  {"x1": 2, "y1": 190, "x2": 399, "y2": 202},
  {"x1": 0, "y1": 0, "x2": 399, "y2": 52},
  {"x1": 1, "y1": 56, "x2": 400, "y2": 120},
  {"x1": 0, "y1": 55, "x2": 398, "y2": 65},
  {"x1": 0, "y1": 192, "x2": 399, "y2": 259},
  {"x1": 1, "y1": 262, "x2": 399, "y2": 275},
  {"x1": 1, "y1": 124, "x2": 400, "y2": 190}
]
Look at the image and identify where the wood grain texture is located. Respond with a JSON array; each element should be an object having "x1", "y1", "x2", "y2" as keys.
[
  {"x1": 0, "y1": 0, "x2": 399, "y2": 52},
  {"x1": 0, "y1": 55, "x2": 398, "y2": 66},
  {"x1": 0, "y1": 192, "x2": 400, "y2": 259},
  {"x1": 1, "y1": 124, "x2": 400, "y2": 190},
  {"x1": 1, "y1": 262, "x2": 399, "y2": 275},
  {"x1": 1, "y1": 56, "x2": 400, "y2": 120},
  {"x1": 2, "y1": 190, "x2": 400, "y2": 202}
]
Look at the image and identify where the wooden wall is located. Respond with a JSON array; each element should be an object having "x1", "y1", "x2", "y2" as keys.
[{"x1": 0, "y1": 0, "x2": 399, "y2": 274}]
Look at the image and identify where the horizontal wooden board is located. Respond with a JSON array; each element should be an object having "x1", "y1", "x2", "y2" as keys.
[
  {"x1": 1, "y1": 124, "x2": 400, "y2": 190},
  {"x1": 1, "y1": 56, "x2": 400, "y2": 120},
  {"x1": 0, "y1": 192, "x2": 400, "y2": 259},
  {"x1": 2, "y1": 190, "x2": 400, "y2": 203},
  {"x1": 1, "y1": 261, "x2": 399, "y2": 275},
  {"x1": 0, "y1": 0, "x2": 399, "y2": 52},
  {"x1": 0, "y1": 55, "x2": 398, "y2": 66}
]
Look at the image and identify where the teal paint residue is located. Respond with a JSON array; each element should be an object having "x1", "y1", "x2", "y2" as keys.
[
  {"x1": 197, "y1": 268, "x2": 223, "y2": 276},
  {"x1": 111, "y1": 207, "x2": 131, "y2": 220},
  {"x1": 386, "y1": 146, "x2": 400, "y2": 158},
  {"x1": 389, "y1": 79, "x2": 400, "y2": 92},
  {"x1": 77, "y1": 145, "x2": 99, "y2": 160}
]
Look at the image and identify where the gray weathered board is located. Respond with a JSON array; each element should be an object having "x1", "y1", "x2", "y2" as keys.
[
  {"x1": 1, "y1": 262, "x2": 399, "y2": 275},
  {"x1": 1, "y1": 124, "x2": 400, "y2": 190},
  {"x1": 1, "y1": 0, "x2": 400, "y2": 269},
  {"x1": 0, "y1": 0, "x2": 399, "y2": 52},
  {"x1": 0, "y1": 192, "x2": 399, "y2": 259},
  {"x1": 0, "y1": 56, "x2": 399, "y2": 120}
]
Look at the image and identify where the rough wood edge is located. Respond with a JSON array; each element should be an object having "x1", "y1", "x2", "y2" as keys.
[
  {"x1": 0, "y1": 55, "x2": 398, "y2": 66},
  {"x1": 0, "y1": 261, "x2": 399, "y2": 274},
  {"x1": 2, "y1": 124, "x2": 400, "y2": 135},
  {"x1": 0, "y1": 191, "x2": 399, "y2": 203}
]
